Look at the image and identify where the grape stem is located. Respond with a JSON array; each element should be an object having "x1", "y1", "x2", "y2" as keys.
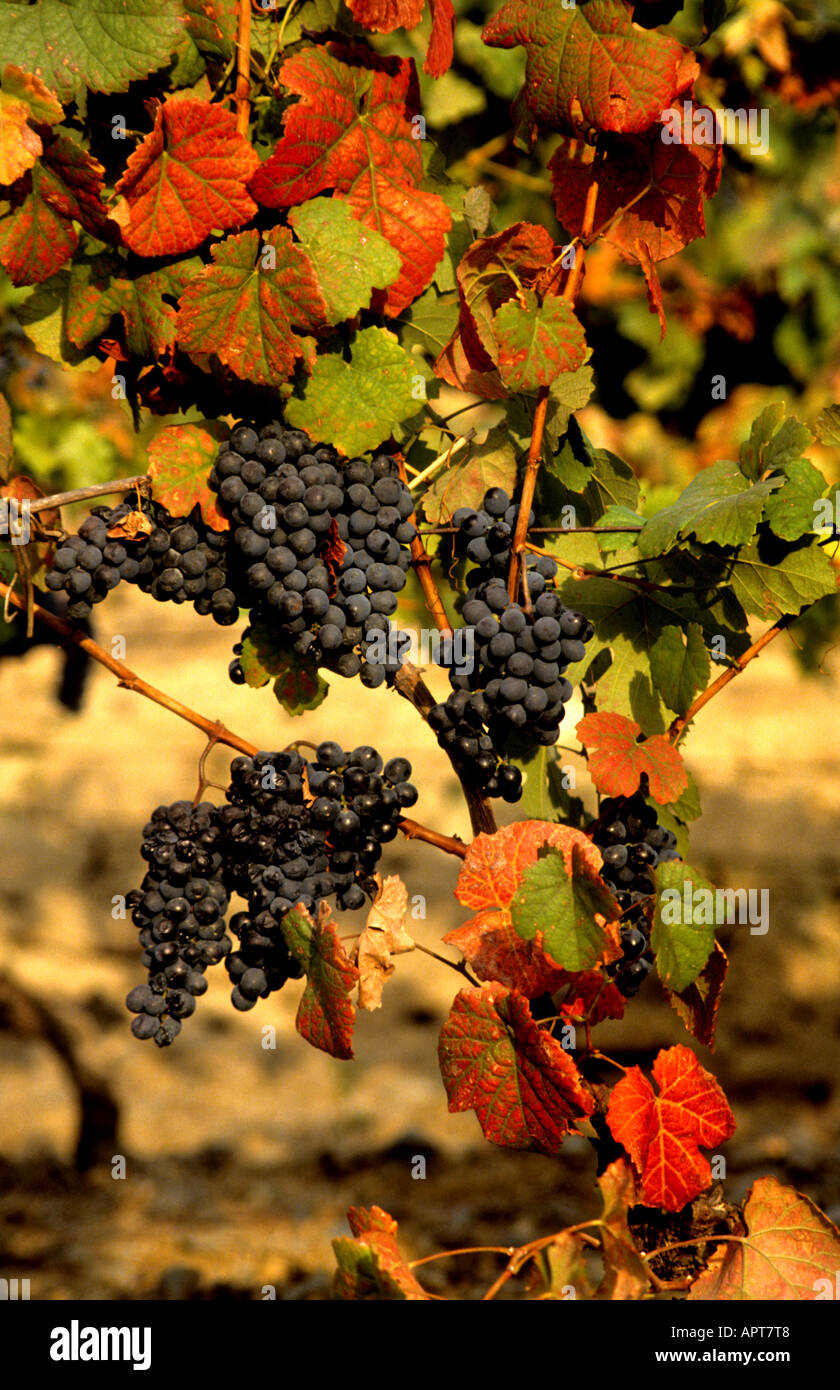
[
  {"x1": 24, "y1": 475, "x2": 150, "y2": 515},
  {"x1": 668, "y1": 614, "x2": 794, "y2": 745},
  {"x1": 234, "y1": 0, "x2": 252, "y2": 134},
  {"x1": 395, "y1": 453, "x2": 454, "y2": 637},
  {"x1": 0, "y1": 579, "x2": 467, "y2": 857}
]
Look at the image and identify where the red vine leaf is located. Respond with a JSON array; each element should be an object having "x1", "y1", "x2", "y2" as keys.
[
  {"x1": 446, "y1": 820, "x2": 610, "y2": 996},
  {"x1": 332, "y1": 1205, "x2": 430, "y2": 1300},
  {"x1": 66, "y1": 253, "x2": 202, "y2": 359},
  {"x1": 606, "y1": 1044, "x2": 736, "y2": 1212},
  {"x1": 550, "y1": 122, "x2": 721, "y2": 272},
  {"x1": 493, "y1": 290, "x2": 587, "y2": 392},
  {"x1": 147, "y1": 421, "x2": 230, "y2": 529},
  {"x1": 248, "y1": 45, "x2": 450, "y2": 316},
  {"x1": 435, "y1": 222, "x2": 555, "y2": 399},
  {"x1": 558, "y1": 970, "x2": 626, "y2": 1026},
  {"x1": 114, "y1": 98, "x2": 259, "y2": 256},
  {"x1": 666, "y1": 940, "x2": 728, "y2": 1051},
  {"x1": 687, "y1": 1177, "x2": 840, "y2": 1301},
  {"x1": 597, "y1": 1158, "x2": 650, "y2": 1300},
  {"x1": 282, "y1": 901, "x2": 359, "y2": 1060},
  {"x1": 0, "y1": 135, "x2": 107, "y2": 285},
  {"x1": 346, "y1": 0, "x2": 454, "y2": 77},
  {"x1": 0, "y1": 93, "x2": 44, "y2": 186},
  {"x1": 576, "y1": 712, "x2": 688, "y2": 804},
  {"x1": 176, "y1": 227, "x2": 329, "y2": 386},
  {"x1": 482, "y1": 0, "x2": 699, "y2": 135},
  {"x1": 439, "y1": 982, "x2": 594, "y2": 1155}
]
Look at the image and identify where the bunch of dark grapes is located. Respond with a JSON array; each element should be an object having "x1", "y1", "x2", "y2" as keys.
[
  {"x1": 590, "y1": 786, "x2": 680, "y2": 996},
  {"x1": 124, "y1": 802, "x2": 231, "y2": 1045},
  {"x1": 45, "y1": 499, "x2": 234, "y2": 624},
  {"x1": 426, "y1": 487, "x2": 593, "y2": 799},
  {"x1": 216, "y1": 742, "x2": 418, "y2": 1011},
  {"x1": 209, "y1": 422, "x2": 416, "y2": 688}
]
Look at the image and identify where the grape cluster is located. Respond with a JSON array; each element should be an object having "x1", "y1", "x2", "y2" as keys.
[
  {"x1": 426, "y1": 487, "x2": 593, "y2": 797},
  {"x1": 45, "y1": 499, "x2": 232, "y2": 624},
  {"x1": 124, "y1": 802, "x2": 232, "y2": 1045},
  {"x1": 209, "y1": 423, "x2": 416, "y2": 687},
  {"x1": 217, "y1": 744, "x2": 417, "y2": 1010},
  {"x1": 590, "y1": 787, "x2": 680, "y2": 996}
]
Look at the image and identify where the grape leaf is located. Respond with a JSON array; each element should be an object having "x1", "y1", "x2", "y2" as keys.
[
  {"x1": 422, "y1": 423, "x2": 518, "y2": 523},
  {"x1": 482, "y1": 0, "x2": 698, "y2": 135},
  {"x1": 576, "y1": 712, "x2": 688, "y2": 804},
  {"x1": 66, "y1": 252, "x2": 202, "y2": 359},
  {"x1": 395, "y1": 284, "x2": 459, "y2": 359},
  {"x1": 282, "y1": 901, "x2": 358, "y2": 1059},
  {"x1": 649, "y1": 623, "x2": 709, "y2": 717},
  {"x1": 1, "y1": 64, "x2": 63, "y2": 127},
  {"x1": 332, "y1": 1206, "x2": 430, "y2": 1300},
  {"x1": 730, "y1": 534, "x2": 837, "y2": 619},
  {"x1": 0, "y1": 93, "x2": 44, "y2": 186},
  {"x1": 286, "y1": 327, "x2": 418, "y2": 456},
  {"x1": 597, "y1": 1158, "x2": 649, "y2": 1300},
  {"x1": 176, "y1": 227, "x2": 329, "y2": 387},
  {"x1": 183, "y1": 0, "x2": 237, "y2": 63},
  {"x1": 666, "y1": 940, "x2": 727, "y2": 1051},
  {"x1": 550, "y1": 123, "x2": 720, "y2": 271},
  {"x1": 0, "y1": 0, "x2": 186, "y2": 103},
  {"x1": 493, "y1": 291, "x2": 587, "y2": 393},
  {"x1": 239, "y1": 614, "x2": 330, "y2": 713},
  {"x1": 446, "y1": 820, "x2": 613, "y2": 996},
  {"x1": 815, "y1": 404, "x2": 840, "y2": 449},
  {"x1": 739, "y1": 403, "x2": 812, "y2": 481},
  {"x1": 114, "y1": 99, "x2": 259, "y2": 257},
  {"x1": 355, "y1": 875, "x2": 414, "y2": 1012},
  {"x1": 763, "y1": 458, "x2": 825, "y2": 542},
  {"x1": 147, "y1": 421, "x2": 229, "y2": 528},
  {"x1": 14, "y1": 270, "x2": 99, "y2": 370},
  {"x1": 248, "y1": 45, "x2": 450, "y2": 316},
  {"x1": 638, "y1": 461, "x2": 780, "y2": 558},
  {"x1": 606, "y1": 1044, "x2": 736, "y2": 1212},
  {"x1": 0, "y1": 136, "x2": 108, "y2": 285},
  {"x1": 535, "y1": 1231, "x2": 594, "y2": 1300},
  {"x1": 346, "y1": 0, "x2": 455, "y2": 77},
  {"x1": 687, "y1": 1177, "x2": 840, "y2": 1301},
  {"x1": 435, "y1": 221, "x2": 555, "y2": 398},
  {"x1": 650, "y1": 859, "x2": 716, "y2": 993},
  {"x1": 439, "y1": 982, "x2": 594, "y2": 1155},
  {"x1": 288, "y1": 198, "x2": 401, "y2": 325},
  {"x1": 510, "y1": 844, "x2": 620, "y2": 973}
]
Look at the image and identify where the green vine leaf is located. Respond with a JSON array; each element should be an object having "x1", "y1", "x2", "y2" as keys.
[
  {"x1": 288, "y1": 198, "x2": 401, "y2": 325},
  {"x1": 286, "y1": 326, "x2": 420, "y2": 456}
]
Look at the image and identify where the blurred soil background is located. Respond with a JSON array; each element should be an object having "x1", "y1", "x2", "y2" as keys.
[{"x1": 1, "y1": 585, "x2": 839, "y2": 1300}]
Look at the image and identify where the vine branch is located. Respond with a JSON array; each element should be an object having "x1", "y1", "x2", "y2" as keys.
[
  {"x1": 24, "y1": 475, "x2": 150, "y2": 516},
  {"x1": 234, "y1": 0, "x2": 253, "y2": 135}
]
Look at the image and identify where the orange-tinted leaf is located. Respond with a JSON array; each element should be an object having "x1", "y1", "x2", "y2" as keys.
[
  {"x1": 597, "y1": 1158, "x2": 650, "y2": 1300},
  {"x1": 323, "y1": 518, "x2": 346, "y2": 593},
  {"x1": 493, "y1": 290, "x2": 587, "y2": 392},
  {"x1": 666, "y1": 940, "x2": 728, "y2": 1051},
  {"x1": 147, "y1": 421, "x2": 230, "y2": 530},
  {"x1": 439, "y1": 983, "x2": 594, "y2": 1154},
  {"x1": 550, "y1": 122, "x2": 720, "y2": 266},
  {"x1": 0, "y1": 95, "x2": 42, "y2": 185},
  {"x1": 40, "y1": 134, "x2": 109, "y2": 234},
  {"x1": 114, "y1": 98, "x2": 259, "y2": 256},
  {"x1": 346, "y1": 0, "x2": 454, "y2": 77},
  {"x1": 2, "y1": 65, "x2": 63, "y2": 128},
  {"x1": 558, "y1": 970, "x2": 626, "y2": 1025},
  {"x1": 66, "y1": 253, "x2": 202, "y2": 360},
  {"x1": 283, "y1": 901, "x2": 359, "y2": 1059},
  {"x1": 688, "y1": 1177, "x2": 840, "y2": 1302},
  {"x1": 248, "y1": 46, "x2": 450, "y2": 316},
  {"x1": 176, "y1": 227, "x2": 329, "y2": 386},
  {"x1": 576, "y1": 711, "x2": 688, "y2": 804},
  {"x1": 0, "y1": 135, "x2": 107, "y2": 286},
  {"x1": 482, "y1": 0, "x2": 698, "y2": 135},
  {"x1": 606, "y1": 1044, "x2": 736, "y2": 1212},
  {"x1": 435, "y1": 222, "x2": 555, "y2": 398},
  {"x1": 332, "y1": 1205, "x2": 430, "y2": 1300},
  {"x1": 445, "y1": 820, "x2": 608, "y2": 996}
]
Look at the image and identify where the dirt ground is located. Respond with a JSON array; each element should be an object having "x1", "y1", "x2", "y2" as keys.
[{"x1": 1, "y1": 587, "x2": 839, "y2": 1300}]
